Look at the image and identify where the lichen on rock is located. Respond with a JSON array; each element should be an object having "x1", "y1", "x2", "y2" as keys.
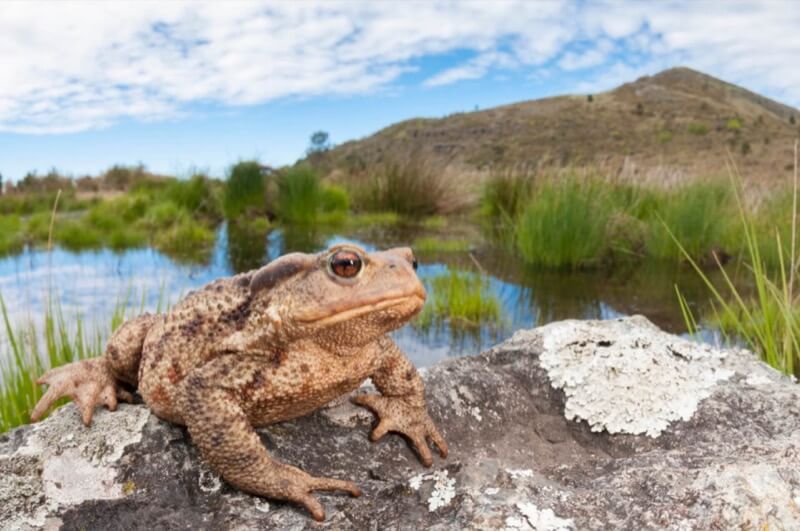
[{"x1": 536, "y1": 316, "x2": 733, "y2": 436}]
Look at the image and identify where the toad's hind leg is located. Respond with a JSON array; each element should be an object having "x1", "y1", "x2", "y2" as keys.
[
  {"x1": 31, "y1": 313, "x2": 157, "y2": 425},
  {"x1": 182, "y1": 355, "x2": 361, "y2": 522}
]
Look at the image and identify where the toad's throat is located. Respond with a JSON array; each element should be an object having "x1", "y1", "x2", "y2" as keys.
[{"x1": 296, "y1": 294, "x2": 425, "y2": 327}]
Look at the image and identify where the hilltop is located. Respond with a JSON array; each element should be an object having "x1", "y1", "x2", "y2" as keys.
[{"x1": 312, "y1": 68, "x2": 800, "y2": 186}]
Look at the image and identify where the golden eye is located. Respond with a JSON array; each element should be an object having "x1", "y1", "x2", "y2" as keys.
[{"x1": 329, "y1": 251, "x2": 362, "y2": 278}]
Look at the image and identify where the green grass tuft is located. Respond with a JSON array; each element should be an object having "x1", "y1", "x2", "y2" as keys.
[
  {"x1": 514, "y1": 178, "x2": 614, "y2": 269},
  {"x1": 687, "y1": 123, "x2": 709, "y2": 135},
  {"x1": 416, "y1": 270, "x2": 502, "y2": 329},
  {"x1": 55, "y1": 220, "x2": 103, "y2": 251},
  {"x1": 276, "y1": 165, "x2": 322, "y2": 224},
  {"x1": 153, "y1": 213, "x2": 216, "y2": 261},
  {"x1": 0, "y1": 216, "x2": 23, "y2": 255},
  {"x1": 349, "y1": 211, "x2": 401, "y2": 226},
  {"x1": 412, "y1": 237, "x2": 472, "y2": 253},
  {"x1": 645, "y1": 181, "x2": 735, "y2": 260},
  {"x1": 480, "y1": 172, "x2": 532, "y2": 220},
  {"x1": 224, "y1": 161, "x2": 266, "y2": 219}
]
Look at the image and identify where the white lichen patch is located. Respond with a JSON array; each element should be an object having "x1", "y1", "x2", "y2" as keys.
[
  {"x1": 515, "y1": 502, "x2": 575, "y2": 530},
  {"x1": 537, "y1": 317, "x2": 733, "y2": 437},
  {"x1": 43, "y1": 452, "x2": 121, "y2": 505},
  {"x1": 745, "y1": 373, "x2": 773, "y2": 386},
  {"x1": 198, "y1": 466, "x2": 223, "y2": 494},
  {"x1": 3, "y1": 404, "x2": 150, "y2": 530},
  {"x1": 408, "y1": 470, "x2": 456, "y2": 511},
  {"x1": 507, "y1": 469, "x2": 534, "y2": 481}
]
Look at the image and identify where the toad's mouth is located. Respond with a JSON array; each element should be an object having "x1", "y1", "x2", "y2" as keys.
[{"x1": 295, "y1": 293, "x2": 426, "y2": 327}]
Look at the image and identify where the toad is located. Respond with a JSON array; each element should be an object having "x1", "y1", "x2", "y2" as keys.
[{"x1": 31, "y1": 244, "x2": 447, "y2": 521}]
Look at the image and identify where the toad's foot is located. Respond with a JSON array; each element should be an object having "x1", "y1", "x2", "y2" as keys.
[
  {"x1": 267, "y1": 465, "x2": 362, "y2": 522},
  {"x1": 353, "y1": 394, "x2": 448, "y2": 467},
  {"x1": 31, "y1": 357, "x2": 134, "y2": 426}
]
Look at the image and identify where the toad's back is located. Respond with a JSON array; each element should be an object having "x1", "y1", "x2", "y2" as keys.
[{"x1": 137, "y1": 273, "x2": 256, "y2": 422}]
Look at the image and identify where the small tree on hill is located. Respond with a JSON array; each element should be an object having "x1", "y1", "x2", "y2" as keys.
[
  {"x1": 791, "y1": 115, "x2": 797, "y2": 125},
  {"x1": 307, "y1": 131, "x2": 331, "y2": 154}
]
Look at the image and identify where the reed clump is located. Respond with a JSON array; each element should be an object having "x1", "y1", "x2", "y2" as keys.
[
  {"x1": 674, "y1": 144, "x2": 800, "y2": 377},
  {"x1": 224, "y1": 161, "x2": 266, "y2": 219},
  {"x1": 416, "y1": 269, "x2": 502, "y2": 330},
  {"x1": 480, "y1": 171, "x2": 757, "y2": 270}
]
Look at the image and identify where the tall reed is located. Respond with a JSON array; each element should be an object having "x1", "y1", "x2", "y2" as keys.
[{"x1": 672, "y1": 144, "x2": 800, "y2": 377}]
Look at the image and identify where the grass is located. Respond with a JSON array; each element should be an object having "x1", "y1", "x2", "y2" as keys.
[
  {"x1": 687, "y1": 123, "x2": 709, "y2": 135},
  {"x1": 224, "y1": 161, "x2": 266, "y2": 219},
  {"x1": 480, "y1": 171, "x2": 532, "y2": 220},
  {"x1": 644, "y1": 181, "x2": 735, "y2": 260},
  {"x1": 1, "y1": 171, "x2": 225, "y2": 262},
  {"x1": 347, "y1": 157, "x2": 471, "y2": 216},
  {"x1": 348, "y1": 211, "x2": 401, "y2": 226},
  {"x1": 276, "y1": 165, "x2": 322, "y2": 224},
  {"x1": 0, "y1": 215, "x2": 23, "y2": 255},
  {"x1": 514, "y1": 177, "x2": 616, "y2": 269},
  {"x1": 0, "y1": 295, "x2": 105, "y2": 433},
  {"x1": 673, "y1": 144, "x2": 800, "y2": 377},
  {"x1": 152, "y1": 213, "x2": 216, "y2": 262},
  {"x1": 479, "y1": 171, "x2": 756, "y2": 270},
  {"x1": 0, "y1": 287, "x2": 166, "y2": 434},
  {"x1": 421, "y1": 216, "x2": 447, "y2": 230},
  {"x1": 416, "y1": 269, "x2": 502, "y2": 330},
  {"x1": 412, "y1": 236, "x2": 472, "y2": 253},
  {"x1": 416, "y1": 270, "x2": 501, "y2": 329},
  {"x1": 56, "y1": 219, "x2": 104, "y2": 251}
]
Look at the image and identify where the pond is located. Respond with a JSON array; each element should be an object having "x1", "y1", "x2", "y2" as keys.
[{"x1": 0, "y1": 221, "x2": 726, "y2": 369}]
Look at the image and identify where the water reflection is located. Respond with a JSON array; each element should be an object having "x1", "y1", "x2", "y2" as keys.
[
  {"x1": 0, "y1": 223, "x2": 727, "y2": 368},
  {"x1": 226, "y1": 222, "x2": 270, "y2": 273}
]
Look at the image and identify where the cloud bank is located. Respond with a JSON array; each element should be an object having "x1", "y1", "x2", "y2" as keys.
[{"x1": 1, "y1": 0, "x2": 799, "y2": 133}]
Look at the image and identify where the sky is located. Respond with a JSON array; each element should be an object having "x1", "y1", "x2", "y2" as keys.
[{"x1": 1, "y1": 0, "x2": 800, "y2": 181}]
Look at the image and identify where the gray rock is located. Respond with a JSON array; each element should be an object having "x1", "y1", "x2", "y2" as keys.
[{"x1": 2, "y1": 316, "x2": 799, "y2": 530}]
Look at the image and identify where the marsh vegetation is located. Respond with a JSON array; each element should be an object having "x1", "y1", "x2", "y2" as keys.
[{"x1": 2, "y1": 151, "x2": 800, "y2": 433}]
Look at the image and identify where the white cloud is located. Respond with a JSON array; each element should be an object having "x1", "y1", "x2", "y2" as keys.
[
  {"x1": 424, "y1": 51, "x2": 518, "y2": 87},
  {"x1": 0, "y1": 0, "x2": 799, "y2": 134}
]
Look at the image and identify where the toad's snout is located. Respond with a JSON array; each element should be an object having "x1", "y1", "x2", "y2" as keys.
[{"x1": 377, "y1": 247, "x2": 426, "y2": 301}]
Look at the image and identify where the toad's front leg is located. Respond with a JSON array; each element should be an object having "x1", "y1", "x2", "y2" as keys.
[
  {"x1": 180, "y1": 354, "x2": 361, "y2": 522},
  {"x1": 353, "y1": 337, "x2": 448, "y2": 467}
]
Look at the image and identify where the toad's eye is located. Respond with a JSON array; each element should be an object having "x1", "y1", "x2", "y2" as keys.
[
  {"x1": 329, "y1": 251, "x2": 362, "y2": 278},
  {"x1": 412, "y1": 257, "x2": 418, "y2": 270}
]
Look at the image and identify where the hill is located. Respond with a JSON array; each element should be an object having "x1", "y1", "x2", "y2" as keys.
[{"x1": 312, "y1": 68, "x2": 800, "y2": 187}]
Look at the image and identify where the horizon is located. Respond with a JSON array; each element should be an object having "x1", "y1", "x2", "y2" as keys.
[{"x1": 2, "y1": 1, "x2": 800, "y2": 181}]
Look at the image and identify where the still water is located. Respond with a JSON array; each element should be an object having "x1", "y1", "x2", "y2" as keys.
[{"x1": 0, "y1": 222, "x2": 725, "y2": 368}]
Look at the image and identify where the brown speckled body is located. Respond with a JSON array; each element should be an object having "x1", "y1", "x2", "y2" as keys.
[{"x1": 32, "y1": 244, "x2": 448, "y2": 521}]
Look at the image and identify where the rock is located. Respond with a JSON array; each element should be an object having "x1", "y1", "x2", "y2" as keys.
[{"x1": 2, "y1": 316, "x2": 799, "y2": 530}]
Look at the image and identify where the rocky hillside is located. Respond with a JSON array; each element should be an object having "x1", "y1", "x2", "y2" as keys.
[{"x1": 315, "y1": 68, "x2": 800, "y2": 186}]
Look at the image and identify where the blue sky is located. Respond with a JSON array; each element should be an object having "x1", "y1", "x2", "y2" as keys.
[{"x1": 1, "y1": 1, "x2": 799, "y2": 181}]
